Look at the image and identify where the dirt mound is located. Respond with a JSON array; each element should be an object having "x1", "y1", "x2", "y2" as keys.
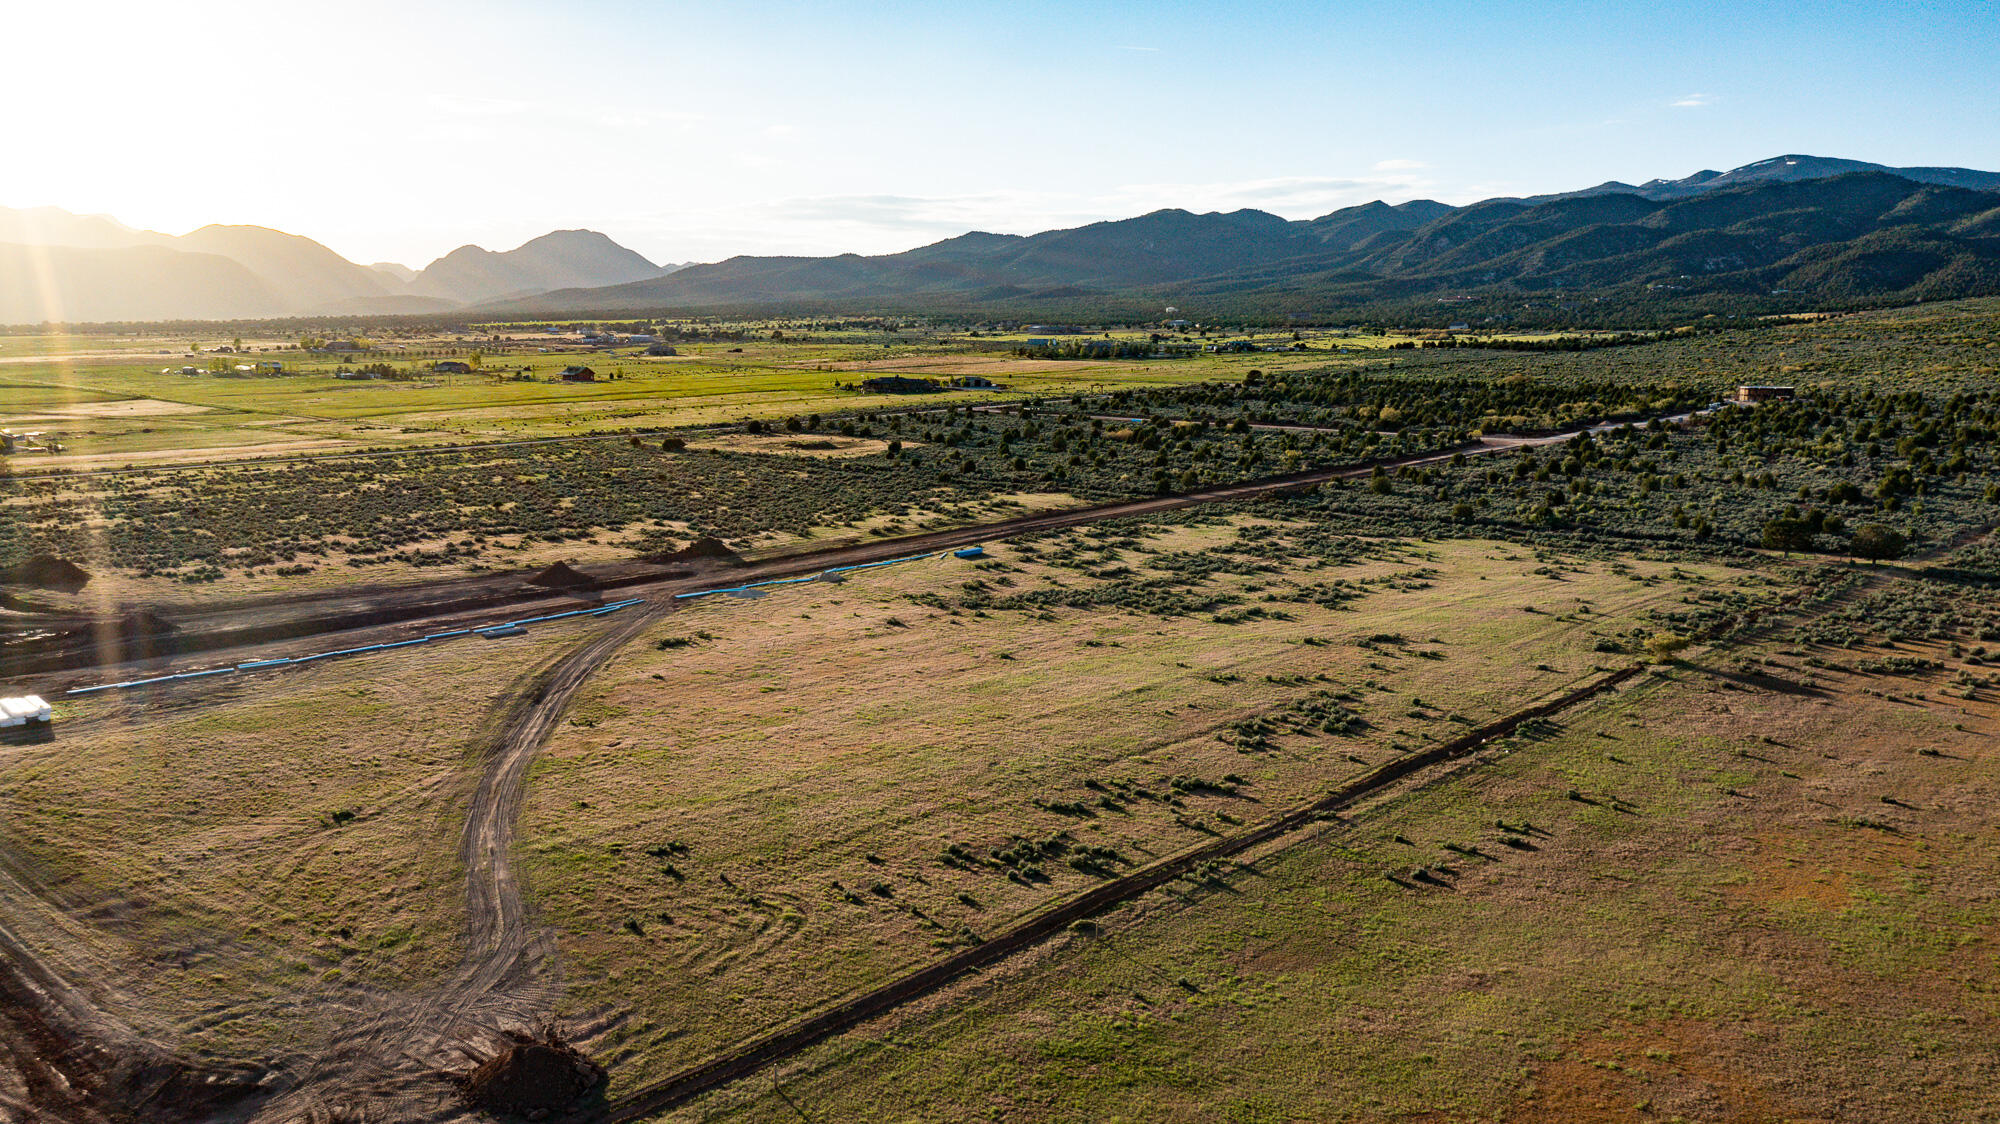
[
  {"x1": 110, "y1": 609, "x2": 178, "y2": 638},
  {"x1": 526, "y1": 561, "x2": 596, "y2": 590},
  {"x1": 647, "y1": 536, "x2": 745, "y2": 567},
  {"x1": 1, "y1": 555, "x2": 90, "y2": 593},
  {"x1": 463, "y1": 1031, "x2": 604, "y2": 1118}
]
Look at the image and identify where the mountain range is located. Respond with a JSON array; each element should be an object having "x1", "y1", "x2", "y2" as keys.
[
  {"x1": 483, "y1": 156, "x2": 2000, "y2": 320},
  {"x1": 0, "y1": 214, "x2": 680, "y2": 323},
  {"x1": 4, "y1": 154, "x2": 1999, "y2": 324}
]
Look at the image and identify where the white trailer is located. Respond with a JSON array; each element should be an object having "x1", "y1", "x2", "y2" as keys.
[{"x1": 0, "y1": 696, "x2": 52, "y2": 726}]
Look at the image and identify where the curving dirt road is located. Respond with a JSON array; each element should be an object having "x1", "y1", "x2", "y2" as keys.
[
  {"x1": 241, "y1": 604, "x2": 671, "y2": 1123},
  {"x1": 0, "y1": 411, "x2": 1725, "y2": 1121}
]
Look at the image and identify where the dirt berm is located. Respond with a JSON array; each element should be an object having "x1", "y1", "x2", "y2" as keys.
[
  {"x1": 461, "y1": 1030, "x2": 605, "y2": 1119},
  {"x1": 0, "y1": 555, "x2": 91, "y2": 593},
  {"x1": 643, "y1": 536, "x2": 744, "y2": 567},
  {"x1": 525, "y1": 561, "x2": 596, "y2": 591}
]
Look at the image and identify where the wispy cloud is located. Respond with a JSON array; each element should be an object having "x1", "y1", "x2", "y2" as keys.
[
  {"x1": 427, "y1": 93, "x2": 533, "y2": 118},
  {"x1": 1671, "y1": 92, "x2": 1716, "y2": 108},
  {"x1": 633, "y1": 167, "x2": 1458, "y2": 261}
]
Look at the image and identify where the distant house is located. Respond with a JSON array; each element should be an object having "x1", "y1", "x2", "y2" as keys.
[
  {"x1": 860, "y1": 375, "x2": 941, "y2": 394},
  {"x1": 1165, "y1": 319, "x2": 1191, "y2": 329},
  {"x1": 560, "y1": 366, "x2": 597, "y2": 382},
  {"x1": 255, "y1": 360, "x2": 284, "y2": 374},
  {"x1": 433, "y1": 360, "x2": 472, "y2": 374},
  {"x1": 950, "y1": 375, "x2": 999, "y2": 389},
  {"x1": 1446, "y1": 322, "x2": 1471, "y2": 332},
  {"x1": 1735, "y1": 385, "x2": 1796, "y2": 404}
]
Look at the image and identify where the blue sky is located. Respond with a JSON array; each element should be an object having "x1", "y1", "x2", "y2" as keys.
[{"x1": 3, "y1": 0, "x2": 1994, "y2": 267}]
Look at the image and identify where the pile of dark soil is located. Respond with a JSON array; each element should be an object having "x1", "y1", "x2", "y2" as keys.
[
  {"x1": 462, "y1": 1031, "x2": 604, "y2": 1118},
  {"x1": 646, "y1": 536, "x2": 744, "y2": 567},
  {"x1": 0, "y1": 555, "x2": 90, "y2": 593},
  {"x1": 109, "y1": 609, "x2": 178, "y2": 638},
  {"x1": 526, "y1": 561, "x2": 596, "y2": 590}
]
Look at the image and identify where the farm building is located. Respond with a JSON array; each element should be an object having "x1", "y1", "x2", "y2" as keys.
[
  {"x1": 560, "y1": 366, "x2": 598, "y2": 382},
  {"x1": 434, "y1": 360, "x2": 472, "y2": 374},
  {"x1": 860, "y1": 376, "x2": 941, "y2": 394},
  {"x1": 1735, "y1": 385, "x2": 1796, "y2": 404},
  {"x1": 1, "y1": 431, "x2": 56, "y2": 454},
  {"x1": 950, "y1": 375, "x2": 999, "y2": 389},
  {"x1": 0, "y1": 696, "x2": 52, "y2": 726}
]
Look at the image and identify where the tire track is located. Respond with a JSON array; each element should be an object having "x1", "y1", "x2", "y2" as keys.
[
  {"x1": 600, "y1": 665, "x2": 1646, "y2": 1122},
  {"x1": 0, "y1": 411, "x2": 1710, "y2": 1121},
  {"x1": 246, "y1": 606, "x2": 672, "y2": 1122}
]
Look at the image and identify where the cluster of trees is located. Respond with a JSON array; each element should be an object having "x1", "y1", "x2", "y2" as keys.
[
  {"x1": 1270, "y1": 388, "x2": 1999, "y2": 562},
  {"x1": 1416, "y1": 330, "x2": 1683, "y2": 352}
]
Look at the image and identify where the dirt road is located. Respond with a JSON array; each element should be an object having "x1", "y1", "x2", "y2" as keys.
[
  {"x1": 0, "y1": 411, "x2": 1719, "y2": 1121},
  {"x1": 242, "y1": 605, "x2": 670, "y2": 1123},
  {"x1": 11, "y1": 437, "x2": 1502, "y2": 684}
]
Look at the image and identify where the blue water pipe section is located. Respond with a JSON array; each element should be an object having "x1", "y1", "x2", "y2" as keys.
[
  {"x1": 65, "y1": 597, "x2": 648, "y2": 695},
  {"x1": 68, "y1": 544, "x2": 988, "y2": 696}
]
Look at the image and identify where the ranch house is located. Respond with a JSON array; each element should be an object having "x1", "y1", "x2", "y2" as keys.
[{"x1": 1735, "y1": 385, "x2": 1796, "y2": 404}]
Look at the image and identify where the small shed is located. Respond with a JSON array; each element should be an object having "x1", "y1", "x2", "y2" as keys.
[{"x1": 560, "y1": 366, "x2": 598, "y2": 382}]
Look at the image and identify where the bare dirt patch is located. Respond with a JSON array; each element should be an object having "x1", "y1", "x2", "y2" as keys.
[
  {"x1": 1511, "y1": 1020, "x2": 1831, "y2": 1123},
  {"x1": 0, "y1": 398, "x2": 214, "y2": 422},
  {"x1": 684, "y1": 433, "x2": 920, "y2": 458}
]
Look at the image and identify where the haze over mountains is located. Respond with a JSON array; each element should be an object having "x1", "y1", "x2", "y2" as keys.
[
  {"x1": 4, "y1": 155, "x2": 1999, "y2": 324},
  {"x1": 504, "y1": 157, "x2": 2000, "y2": 319},
  {"x1": 0, "y1": 216, "x2": 680, "y2": 323}
]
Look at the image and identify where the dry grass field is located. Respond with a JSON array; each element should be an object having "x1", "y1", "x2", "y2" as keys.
[
  {"x1": 0, "y1": 626, "x2": 582, "y2": 1061},
  {"x1": 6, "y1": 305, "x2": 1999, "y2": 1121},
  {"x1": 654, "y1": 626, "x2": 2000, "y2": 1123},
  {"x1": 516, "y1": 524, "x2": 1773, "y2": 1099}
]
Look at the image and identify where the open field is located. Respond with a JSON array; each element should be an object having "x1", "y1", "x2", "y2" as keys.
[
  {"x1": 671, "y1": 619, "x2": 2000, "y2": 1123},
  {"x1": 516, "y1": 527, "x2": 1772, "y2": 1097},
  {"x1": 0, "y1": 328, "x2": 1378, "y2": 469},
  {"x1": 0, "y1": 623, "x2": 583, "y2": 1062},
  {"x1": 0, "y1": 298, "x2": 1998, "y2": 1122}
]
